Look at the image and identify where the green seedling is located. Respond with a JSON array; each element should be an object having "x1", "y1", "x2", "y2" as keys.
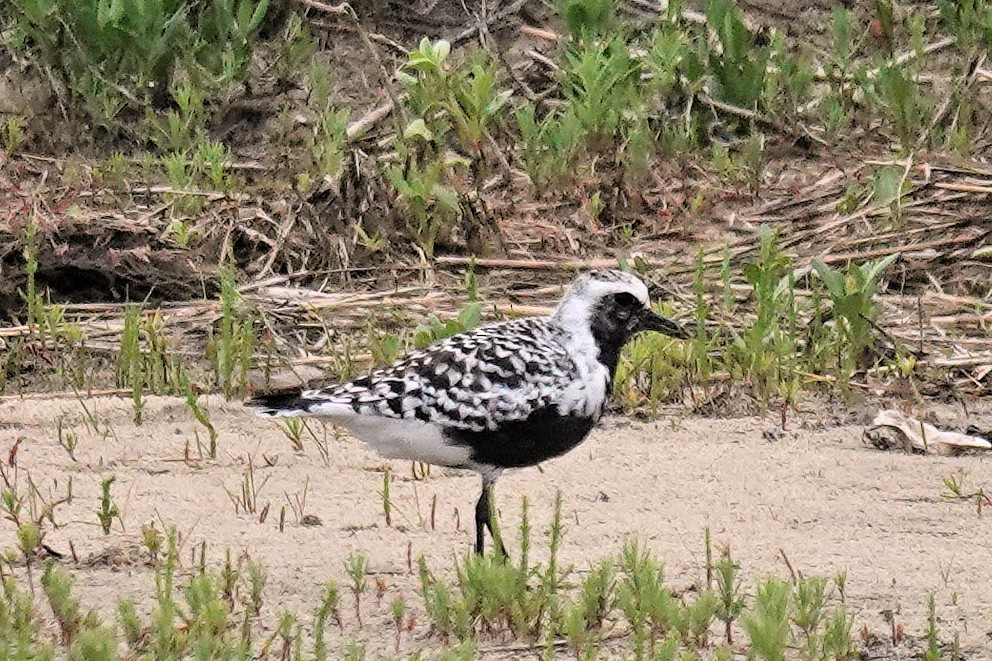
[
  {"x1": 742, "y1": 579, "x2": 791, "y2": 661},
  {"x1": 246, "y1": 558, "x2": 266, "y2": 617},
  {"x1": 117, "y1": 599, "x2": 144, "y2": 649},
  {"x1": 16, "y1": 520, "x2": 42, "y2": 588},
  {"x1": 942, "y1": 472, "x2": 990, "y2": 516},
  {"x1": 923, "y1": 591, "x2": 941, "y2": 661},
  {"x1": 2, "y1": 115, "x2": 26, "y2": 153},
  {"x1": 314, "y1": 580, "x2": 342, "y2": 661},
  {"x1": 939, "y1": 0, "x2": 992, "y2": 51},
  {"x1": 284, "y1": 477, "x2": 310, "y2": 525},
  {"x1": 369, "y1": 328, "x2": 404, "y2": 368},
  {"x1": 562, "y1": 35, "x2": 641, "y2": 150},
  {"x1": 273, "y1": 11, "x2": 317, "y2": 84},
  {"x1": 387, "y1": 150, "x2": 466, "y2": 259},
  {"x1": 96, "y1": 476, "x2": 121, "y2": 535},
  {"x1": 346, "y1": 552, "x2": 369, "y2": 627},
  {"x1": 413, "y1": 302, "x2": 483, "y2": 349},
  {"x1": 812, "y1": 253, "x2": 898, "y2": 385},
  {"x1": 707, "y1": 0, "x2": 770, "y2": 110},
  {"x1": 306, "y1": 106, "x2": 349, "y2": 185},
  {"x1": 793, "y1": 575, "x2": 829, "y2": 655},
  {"x1": 715, "y1": 548, "x2": 744, "y2": 643},
  {"x1": 141, "y1": 522, "x2": 164, "y2": 563},
  {"x1": 277, "y1": 417, "x2": 315, "y2": 453},
  {"x1": 875, "y1": 63, "x2": 932, "y2": 151},
  {"x1": 42, "y1": 561, "x2": 98, "y2": 647},
  {"x1": 184, "y1": 381, "x2": 219, "y2": 460},
  {"x1": 515, "y1": 106, "x2": 584, "y2": 192},
  {"x1": 557, "y1": 0, "x2": 616, "y2": 39},
  {"x1": 391, "y1": 596, "x2": 406, "y2": 652},
  {"x1": 225, "y1": 456, "x2": 268, "y2": 515},
  {"x1": 56, "y1": 417, "x2": 79, "y2": 462},
  {"x1": 210, "y1": 262, "x2": 256, "y2": 399}
]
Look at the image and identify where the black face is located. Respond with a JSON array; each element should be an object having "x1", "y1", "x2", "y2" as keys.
[{"x1": 589, "y1": 291, "x2": 691, "y2": 377}]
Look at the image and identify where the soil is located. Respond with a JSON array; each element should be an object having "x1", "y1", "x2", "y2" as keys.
[
  {"x1": 1, "y1": 394, "x2": 990, "y2": 657},
  {"x1": 3, "y1": 0, "x2": 992, "y2": 657}
]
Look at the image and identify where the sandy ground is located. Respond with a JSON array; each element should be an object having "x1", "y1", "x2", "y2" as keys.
[{"x1": 1, "y1": 394, "x2": 991, "y2": 658}]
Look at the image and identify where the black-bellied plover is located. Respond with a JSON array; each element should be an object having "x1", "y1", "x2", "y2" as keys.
[{"x1": 248, "y1": 270, "x2": 690, "y2": 554}]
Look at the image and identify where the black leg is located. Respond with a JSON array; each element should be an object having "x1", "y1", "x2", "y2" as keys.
[
  {"x1": 474, "y1": 483, "x2": 489, "y2": 555},
  {"x1": 474, "y1": 477, "x2": 507, "y2": 558}
]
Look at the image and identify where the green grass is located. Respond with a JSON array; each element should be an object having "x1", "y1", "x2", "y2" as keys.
[
  {"x1": 0, "y1": 495, "x2": 957, "y2": 660},
  {"x1": 4, "y1": 0, "x2": 986, "y2": 257}
]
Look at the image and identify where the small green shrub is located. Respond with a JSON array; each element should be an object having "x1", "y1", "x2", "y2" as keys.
[{"x1": 9, "y1": 0, "x2": 271, "y2": 139}]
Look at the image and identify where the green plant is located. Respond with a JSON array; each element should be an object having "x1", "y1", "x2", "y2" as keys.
[
  {"x1": 616, "y1": 538, "x2": 677, "y2": 656},
  {"x1": 942, "y1": 472, "x2": 990, "y2": 515},
  {"x1": 413, "y1": 302, "x2": 484, "y2": 348},
  {"x1": 273, "y1": 11, "x2": 317, "y2": 84},
  {"x1": 9, "y1": 0, "x2": 270, "y2": 137},
  {"x1": 306, "y1": 106, "x2": 349, "y2": 185},
  {"x1": 874, "y1": 64, "x2": 932, "y2": 150},
  {"x1": 368, "y1": 327, "x2": 404, "y2": 367},
  {"x1": 763, "y1": 34, "x2": 815, "y2": 122},
  {"x1": 211, "y1": 262, "x2": 255, "y2": 398},
  {"x1": 923, "y1": 592, "x2": 941, "y2": 661},
  {"x1": 811, "y1": 253, "x2": 897, "y2": 384},
  {"x1": 561, "y1": 35, "x2": 642, "y2": 150},
  {"x1": 42, "y1": 561, "x2": 100, "y2": 648},
  {"x1": 279, "y1": 417, "x2": 307, "y2": 453},
  {"x1": 448, "y1": 56, "x2": 512, "y2": 156},
  {"x1": 56, "y1": 417, "x2": 80, "y2": 462},
  {"x1": 792, "y1": 576, "x2": 828, "y2": 655},
  {"x1": 381, "y1": 470, "x2": 392, "y2": 527},
  {"x1": 742, "y1": 578, "x2": 790, "y2": 661},
  {"x1": 2, "y1": 115, "x2": 27, "y2": 153},
  {"x1": 557, "y1": 0, "x2": 616, "y2": 39},
  {"x1": 388, "y1": 151, "x2": 465, "y2": 258},
  {"x1": 96, "y1": 476, "x2": 120, "y2": 535},
  {"x1": 391, "y1": 596, "x2": 406, "y2": 652},
  {"x1": 728, "y1": 228, "x2": 799, "y2": 405},
  {"x1": 184, "y1": 380, "x2": 219, "y2": 459},
  {"x1": 313, "y1": 580, "x2": 342, "y2": 661},
  {"x1": 939, "y1": 0, "x2": 992, "y2": 51},
  {"x1": 515, "y1": 106, "x2": 584, "y2": 192},
  {"x1": 346, "y1": 552, "x2": 369, "y2": 627},
  {"x1": 149, "y1": 84, "x2": 206, "y2": 153},
  {"x1": 714, "y1": 548, "x2": 744, "y2": 643},
  {"x1": 707, "y1": 0, "x2": 770, "y2": 109}
]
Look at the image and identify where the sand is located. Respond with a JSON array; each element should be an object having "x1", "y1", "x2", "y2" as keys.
[{"x1": 1, "y1": 393, "x2": 990, "y2": 657}]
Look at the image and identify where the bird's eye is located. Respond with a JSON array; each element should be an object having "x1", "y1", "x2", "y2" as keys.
[{"x1": 613, "y1": 292, "x2": 639, "y2": 307}]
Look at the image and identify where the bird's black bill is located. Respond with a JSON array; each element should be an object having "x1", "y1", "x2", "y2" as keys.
[{"x1": 637, "y1": 309, "x2": 691, "y2": 339}]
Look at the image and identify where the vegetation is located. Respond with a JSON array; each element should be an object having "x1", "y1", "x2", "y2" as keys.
[
  {"x1": 0, "y1": 494, "x2": 958, "y2": 659},
  {"x1": 0, "y1": 1, "x2": 987, "y2": 658}
]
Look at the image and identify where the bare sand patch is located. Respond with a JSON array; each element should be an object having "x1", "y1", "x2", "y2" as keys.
[{"x1": 1, "y1": 394, "x2": 990, "y2": 657}]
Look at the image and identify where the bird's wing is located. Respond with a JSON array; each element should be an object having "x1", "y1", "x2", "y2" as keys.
[{"x1": 250, "y1": 318, "x2": 579, "y2": 431}]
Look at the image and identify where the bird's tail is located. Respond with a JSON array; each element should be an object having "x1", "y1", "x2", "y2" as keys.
[{"x1": 245, "y1": 390, "x2": 312, "y2": 417}]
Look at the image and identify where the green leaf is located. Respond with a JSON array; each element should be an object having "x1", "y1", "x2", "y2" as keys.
[
  {"x1": 862, "y1": 253, "x2": 899, "y2": 286},
  {"x1": 433, "y1": 185, "x2": 460, "y2": 213},
  {"x1": 432, "y1": 39, "x2": 451, "y2": 63},
  {"x1": 457, "y1": 302, "x2": 483, "y2": 330},
  {"x1": 403, "y1": 118, "x2": 435, "y2": 142},
  {"x1": 812, "y1": 260, "x2": 846, "y2": 298},
  {"x1": 873, "y1": 166, "x2": 904, "y2": 206}
]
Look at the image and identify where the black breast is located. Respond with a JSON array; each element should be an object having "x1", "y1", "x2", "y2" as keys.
[{"x1": 444, "y1": 408, "x2": 597, "y2": 468}]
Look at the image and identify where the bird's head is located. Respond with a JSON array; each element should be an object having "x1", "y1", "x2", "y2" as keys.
[{"x1": 554, "y1": 269, "x2": 690, "y2": 371}]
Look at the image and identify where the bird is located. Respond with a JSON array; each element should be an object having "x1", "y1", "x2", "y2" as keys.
[{"x1": 247, "y1": 269, "x2": 690, "y2": 555}]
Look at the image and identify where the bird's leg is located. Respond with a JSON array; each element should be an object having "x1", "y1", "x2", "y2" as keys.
[
  {"x1": 474, "y1": 477, "x2": 507, "y2": 559},
  {"x1": 474, "y1": 483, "x2": 488, "y2": 555}
]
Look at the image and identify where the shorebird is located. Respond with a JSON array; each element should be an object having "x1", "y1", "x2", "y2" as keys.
[{"x1": 248, "y1": 270, "x2": 690, "y2": 554}]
